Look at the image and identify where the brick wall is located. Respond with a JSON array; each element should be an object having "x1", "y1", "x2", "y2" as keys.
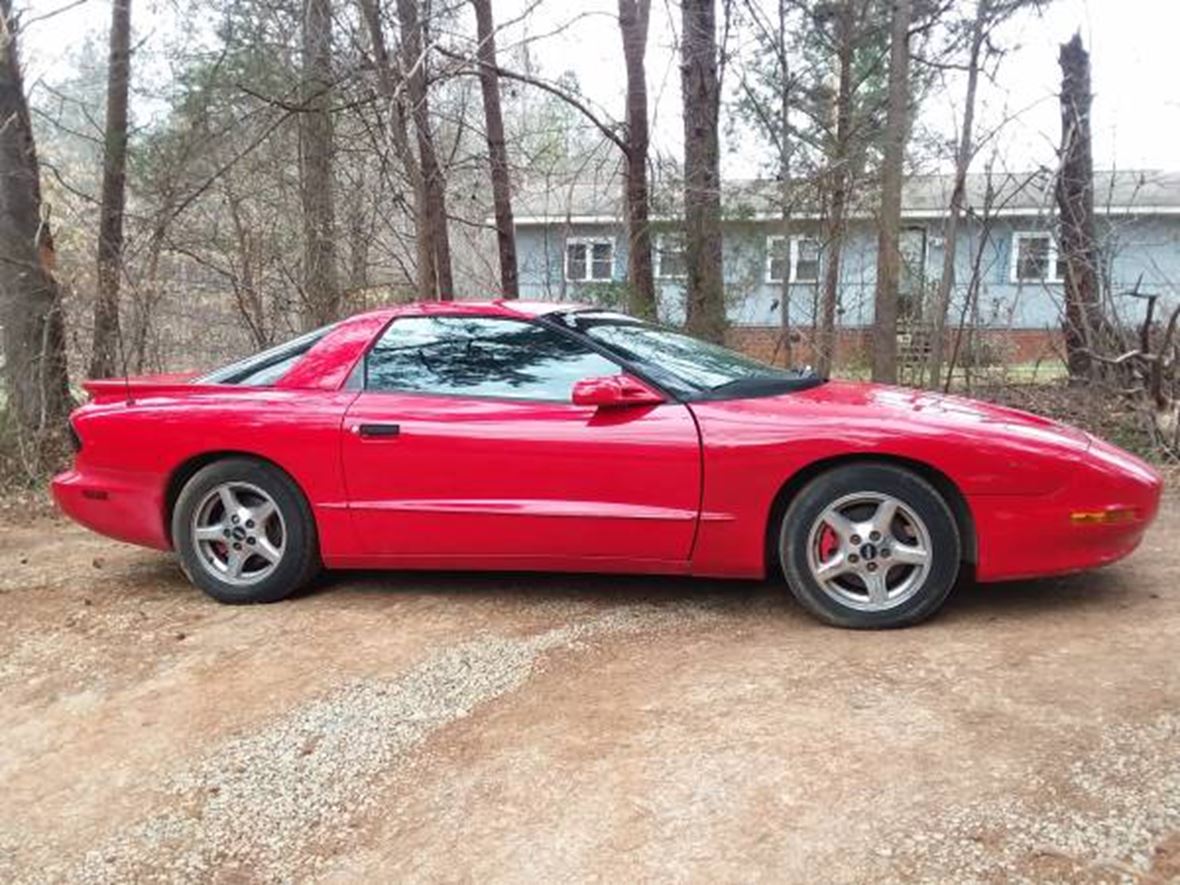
[{"x1": 725, "y1": 326, "x2": 1062, "y2": 370}]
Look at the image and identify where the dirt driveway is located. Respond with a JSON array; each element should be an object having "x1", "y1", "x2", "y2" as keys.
[{"x1": 1, "y1": 498, "x2": 1178, "y2": 884}]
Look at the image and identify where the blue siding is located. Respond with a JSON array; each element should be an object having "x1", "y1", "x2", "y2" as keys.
[{"x1": 516, "y1": 214, "x2": 1180, "y2": 330}]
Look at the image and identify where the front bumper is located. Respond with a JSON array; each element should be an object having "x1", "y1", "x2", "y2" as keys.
[{"x1": 971, "y1": 435, "x2": 1162, "y2": 583}]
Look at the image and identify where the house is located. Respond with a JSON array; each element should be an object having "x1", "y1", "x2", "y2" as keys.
[{"x1": 511, "y1": 169, "x2": 1180, "y2": 367}]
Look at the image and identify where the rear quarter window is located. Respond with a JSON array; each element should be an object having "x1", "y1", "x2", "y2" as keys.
[{"x1": 197, "y1": 325, "x2": 335, "y2": 386}]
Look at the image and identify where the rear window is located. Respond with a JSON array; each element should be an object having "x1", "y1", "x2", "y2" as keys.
[{"x1": 196, "y1": 325, "x2": 335, "y2": 386}]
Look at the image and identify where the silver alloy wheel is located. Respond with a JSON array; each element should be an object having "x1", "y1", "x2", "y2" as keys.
[
  {"x1": 190, "y1": 481, "x2": 286, "y2": 587},
  {"x1": 804, "y1": 491, "x2": 933, "y2": 612}
]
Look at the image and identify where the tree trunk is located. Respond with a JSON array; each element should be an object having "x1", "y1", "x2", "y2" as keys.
[
  {"x1": 0, "y1": 2, "x2": 72, "y2": 453},
  {"x1": 472, "y1": 0, "x2": 518, "y2": 298},
  {"x1": 619, "y1": 0, "x2": 656, "y2": 319},
  {"x1": 776, "y1": 0, "x2": 792, "y2": 366},
  {"x1": 358, "y1": 0, "x2": 431, "y2": 300},
  {"x1": 870, "y1": 0, "x2": 912, "y2": 384},
  {"x1": 680, "y1": 0, "x2": 725, "y2": 343},
  {"x1": 89, "y1": 0, "x2": 132, "y2": 379},
  {"x1": 347, "y1": 173, "x2": 371, "y2": 295},
  {"x1": 397, "y1": 0, "x2": 454, "y2": 300},
  {"x1": 300, "y1": 0, "x2": 339, "y2": 328},
  {"x1": 817, "y1": 2, "x2": 854, "y2": 377},
  {"x1": 927, "y1": 0, "x2": 985, "y2": 390},
  {"x1": 1056, "y1": 33, "x2": 1105, "y2": 380}
]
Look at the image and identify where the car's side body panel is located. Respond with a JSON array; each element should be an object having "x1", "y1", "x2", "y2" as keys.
[
  {"x1": 54, "y1": 388, "x2": 362, "y2": 554},
  {"x1": 338, "y1": 393, "x2": 702, "y2": 564}
]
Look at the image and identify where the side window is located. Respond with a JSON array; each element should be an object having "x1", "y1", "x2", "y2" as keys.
[{"x1": 365, "y1": 316, "x2": 622, "y2": 401}]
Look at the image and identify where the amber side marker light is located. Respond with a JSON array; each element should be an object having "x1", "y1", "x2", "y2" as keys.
[{"x1": 1070, "y1": 507, "x2": 1140, "y2": 526}]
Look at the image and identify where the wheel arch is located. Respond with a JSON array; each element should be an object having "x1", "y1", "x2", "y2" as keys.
[
  {"x1": 763, "y1": 453, "x2": 978, "y2": 576},
  {"x1": 163, "y1": 450, "x2": 311, "y2": 546}
]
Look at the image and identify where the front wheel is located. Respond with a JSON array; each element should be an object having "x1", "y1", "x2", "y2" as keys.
[
  {"x1": 172, "y1": 458, "x2": 320, "y2": 604},
  {"x1": 780, "y1": 464, "x2": 961, "y2": 629}
]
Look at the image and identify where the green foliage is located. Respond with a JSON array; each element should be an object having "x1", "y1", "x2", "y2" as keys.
[{"x1": 731, "y1": 0, "x2": 942, "y2": 183}]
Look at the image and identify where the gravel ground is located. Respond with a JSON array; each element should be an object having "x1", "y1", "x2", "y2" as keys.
[{"x1": 1, "y1": 499, "x2": 1178, "y2": 883}]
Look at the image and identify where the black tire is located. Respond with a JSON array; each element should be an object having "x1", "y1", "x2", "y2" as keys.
[
  {"x1": 171, "y1": 457, "x2": 320, "y2": 604},
  {"x1": 779, "y1": 463, "x2": 961, "y2": 629}
]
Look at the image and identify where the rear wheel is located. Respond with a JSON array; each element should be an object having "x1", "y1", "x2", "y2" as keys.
[
  {"x1": 780, "y1": 464, "x2": 961, "y2": 628},
  {"x1": 172, "y1": 458, "x2": 320, "y2": 604}
]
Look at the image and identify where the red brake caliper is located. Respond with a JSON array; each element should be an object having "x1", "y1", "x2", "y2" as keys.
[{"x1": 818, "y1": 524, "x2": 839, "y2": 564}]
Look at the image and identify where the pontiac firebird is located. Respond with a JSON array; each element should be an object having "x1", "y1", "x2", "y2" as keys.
[{"x1": 52, "y1": 300, "x2": 1162, "y2": 628}]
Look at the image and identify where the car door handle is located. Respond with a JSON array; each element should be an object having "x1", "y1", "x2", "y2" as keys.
[{"x1": 355, "y1": 422, "x2": 401, "y2": 438}]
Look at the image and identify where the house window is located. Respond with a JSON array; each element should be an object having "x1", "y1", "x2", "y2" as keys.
[
  {"x1": 565, "y1": 238, "x2": 614, "y2": 282},
  {"x1": 766, "y1": 235, "x2": 821, "y2": 283},
  {"x1": 1011, "y1": 232, "x2": 1066, "y2": 283},
  {"x1": 794, "y1": 238, "x2": 821, "y2": 283},
  {"x1": 655, "y1": 234, "x2": 687, "y2": 279}
]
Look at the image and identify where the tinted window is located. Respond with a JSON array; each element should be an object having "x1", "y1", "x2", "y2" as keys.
[
  {"x1": 571, "y1": 313, "x2": 790, "y2": 393},
  {"x1": 365, "y1": 316, "x2": 621, "y2": 401},
  {"x1": 198, "y1": 325, "x2": 334, "y2": 386},
  {"x1": 556, "y1": 311, "x2": 820, "y2": 399}
]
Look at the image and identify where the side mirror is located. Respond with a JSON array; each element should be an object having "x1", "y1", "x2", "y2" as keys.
[{"x1": 571, "y1": 374, "x2": 664, "y2": 408}]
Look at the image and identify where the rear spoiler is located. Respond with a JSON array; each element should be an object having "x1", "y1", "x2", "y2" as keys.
[{"x1": 82, "y1": 372, "x2": 200, "y2": 404}]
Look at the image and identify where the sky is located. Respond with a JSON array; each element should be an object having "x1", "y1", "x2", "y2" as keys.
[{"x1": 20, "y1": 0, "x2": 1180, "y2": 179}]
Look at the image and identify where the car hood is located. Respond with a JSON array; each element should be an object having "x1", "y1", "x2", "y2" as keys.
[
  {"x1": 802, "y1": 381, "x2": 1088, "y2": 447},
  {"x1": 696, "y1": 380, "x2": 1091, "y2": 453},
  {"x1": 687, "y1": 380, "x2": 1097, "y2": 497}
]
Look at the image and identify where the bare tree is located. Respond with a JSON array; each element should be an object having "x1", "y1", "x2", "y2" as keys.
[
  {"x1": 926, "y1": 0, "x2": 987, "y2": 389},
  {"x1": 774, "y1": 0, "x2": 794, "y2": 365},
  {"x1": 732, "y1": 0, "x2": 804, "y2": 364},
  {"x1": 1056, "y1": 33, "x2": 1108, "y2": 380},
  {"x1": 89, "y1": 0, "x2": 132, "y2": 378},
  {"x1": 0, "y1": 1, "x2": 72, "y2": 458},
  {"x1": 619, "y1": 0, "x2": 656, "y2": 318},
  {"x1": 681, "y1": 0, "x2": 726, "y2": 343},
  {"x1": 870, "y1": 0, "x2": 911, "y2": 383},
  {"x1": 925, "y1": 0, "x2": 1045, "y2": 388},
  {"x1": 472, "y1": 0, "x2": 518, "y2": 298},
  {"x1": 816, "y1": 1, "x2": 857, "y2": 377},
  {"x1": 300, "y1": 0, "x2": 340, "y2": 327},
  {"x1": 397, "y1": 0, "x2": 454, "y2": 300},
  {"x1": 359, "y1": 0, "x2": 429, "y2": 297}
]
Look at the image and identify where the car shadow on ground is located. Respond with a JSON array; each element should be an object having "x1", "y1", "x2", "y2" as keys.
[
  {"x1": 940, "y1": 567, "x2": 1144, "y2": 621},
  {"x1": 304, "y1": 561, "x2": 1144, "y2": 626},
  {"x1": 119, "y1": 546, "x2": 1146, "y2": 626}
]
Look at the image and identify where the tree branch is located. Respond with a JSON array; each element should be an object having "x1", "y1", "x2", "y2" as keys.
[{"x1": 435, "y1": 45, "x2": 628, "y2": 154}]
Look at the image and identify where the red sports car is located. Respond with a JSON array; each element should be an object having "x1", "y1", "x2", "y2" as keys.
[{"x1": 53, "y1": 301, "x2": 1162, "y2": 628}]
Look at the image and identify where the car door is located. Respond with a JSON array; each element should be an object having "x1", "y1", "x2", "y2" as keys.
[{"x1": 340, "y1": 314, "x2": 702, "y2": 565}]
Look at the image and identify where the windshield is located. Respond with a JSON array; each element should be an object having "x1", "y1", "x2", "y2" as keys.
[{"x1": 562, "y1": 311, "x2": 813, "y2": 398}]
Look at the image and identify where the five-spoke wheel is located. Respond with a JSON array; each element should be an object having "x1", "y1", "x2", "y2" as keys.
[
  {"x1": 806, "y1": 492, "x2": 932, "y2": 611},
  {"x1": 172, "y1": 458, "x2": 320, "y2": 603},
  {"x1": 781, "y1": 463, "x2": 962, "y2": 628},
  {"x1": 191, "y1": 481, "x2": 287, "y2": 586}
]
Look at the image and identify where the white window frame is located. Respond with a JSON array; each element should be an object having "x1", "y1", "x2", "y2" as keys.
[
  {"x1": 654, "y1": 233, "x2": 687, "y2": 280},
  {"x1": 766, "y1": 235, "x2": 821, "y2": 284},
  {"x1": 791, "y1": 236, "x2": 822, "y2": 284},
  {"x1": 564, "y1": 236, "x2": 615, "y2": 283},
  {"x1": 1010, "y1": 231, "x2": 1064, "y2": 284}
]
